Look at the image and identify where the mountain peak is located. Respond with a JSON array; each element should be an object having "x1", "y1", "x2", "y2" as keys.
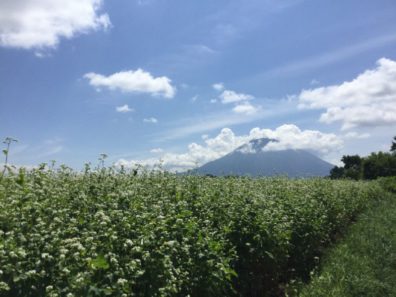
[
  {"x1": 192, "y1": 138, "x2": 333, "y2": 177},
  {"x1": 236, "y1": 138, "x2": 276, "y2": 154}
]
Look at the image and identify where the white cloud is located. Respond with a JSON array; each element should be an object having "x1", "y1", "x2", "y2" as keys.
[
  {"x1": 116, "y1": 104, "x2": 133, "y2": 113},
  {"x1": 116, "y1": 128, "x2": 242, "y2": 172},
  {"x1": 213, "y1": 85, "x2": 258, "y2": 114},
  {"x1": 0, "y1": 0, "x2": 110, "y2": 50},
  {"x1": 191, "y1": 95, "x2": 198, "y2": 102},
  {"x1": 219, "y1": 89, "x2": 254, "y2": 104},
  {"x1": 212, "y1": 82, "x2": 225, "y2": 91},
  {"x1": 343, "y1": 132, "x2": 370, "y2": 139},
  {"x1": 150, "y1": 148, "x2": 163, "y2": 153},
  {"x1": 212, "y1": 84, "x2": 256, "y2": 110},
  {"x1": 115, "y1": 124, "x2": 342, "y2": 172},
  {"x1": 310, "y1": 79, "x2": 320, "y2": 85},
  {"x1": 298, "y1": 58, "x2": 396, "y2": 130},
  {"x1": 143, "y1": 117, "x2": 158, "y2": 124},
  {"x1": 257, "y1": 125, "x2": 343, "y2": 154},
  {"x1": 232, "y1": 102, "x2": 259, "y2": 115},
  {"x1": 84, "y1": 69, "x2": 176, "y2": 98}
]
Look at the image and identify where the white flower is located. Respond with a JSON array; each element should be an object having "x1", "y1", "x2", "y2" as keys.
[
  {"x1": 41, "y1": 253, "x2": 50, "y2": 259},
  {"x1": 0, "y1": 282, "x2": 10, "y2": 291},
  {"x1": 76, "y1": 276, "x2": 84, "y2": 284},
  {"x1": 26, "y1": 270, "x2": 37, "y2": 276},
  {"x1": 110, "y1": 257, "x2": 118, "y2": 264},
  {"x1": 165, "y1": 240, "x2": 176, "y2": 247},
  {"x1": 117, "y1": 278, "x2": 128, "y2": 286}
]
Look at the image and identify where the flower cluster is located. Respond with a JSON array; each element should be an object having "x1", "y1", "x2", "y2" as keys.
[{"x1": 0, "y1": 166, "x2": 382, "y2": 296}]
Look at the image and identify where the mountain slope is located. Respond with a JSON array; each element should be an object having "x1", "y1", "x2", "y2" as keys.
[{"x1": 193, "y1": 138, "x2": 333, "y2": 177}]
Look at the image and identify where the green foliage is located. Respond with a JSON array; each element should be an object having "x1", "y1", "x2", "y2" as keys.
[
  {"x1": 330, "y1": 136, "x2": 396, "y2": 180},
  {"x1": 342, "y1": 155, "x2": 362, "y2": 169},
  {"x1": 329, "y1": 155, "x2": 364, "y2": 180},
  {"x1": 391, "y1": 136, "x2": 396, "y2": 152},
  {"x1": 296, "y1": 188, "x2": 396, "y2": 297},
  {"x1": 329, "y1": 166, "x2": 345, "y2": 179},
  {"x1": 330, "y1": 152, "x2": 396, "y2": 180},
  {"x1": 377, "y1": 176, "x2": 396, "y2": 193},
  {"x1": 341, "y1": 155, "x2": 363, "y2": 180},
  {"x1": 0, "y1": 166, "x2": 384, "y2": 296},
  {"x1": 89, "y1": 255, "x2": 110, "y2": 270},
  {"x1": 363, "y1": 152, "x2": 396, "y2": 179}
]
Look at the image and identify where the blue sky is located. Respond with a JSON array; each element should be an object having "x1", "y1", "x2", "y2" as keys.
[{"x1": 1, "y1": 0, "x2": 396, "y2": 170}]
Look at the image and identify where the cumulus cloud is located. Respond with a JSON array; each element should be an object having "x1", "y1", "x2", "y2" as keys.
[
  {"x1": 116, "y1": 104, "x2": 133, "y2": 113},
  {"x1": 116, "y1": 128, "x2": 242, "y2": 172},
  {"x1": 0, "y1": 0, "x2": 110, "y2": 50},
  {"x1": 84, "y1": 69, "x2": 176, "y2": 98},
  {"x1": 115, "y1": 124, "x2": 342, "y2": 172},
  {"x1": 143, "y1": 117, "x2": 158, "y2": 124},
  {"x1": 150, "y1": 148, "x2": 163, "y2": 153},
  {"x1": 211, "y1": 83, "x2": 259, "y2": 111},
  {"x1": 257, "y1": 125, "x2": 343, "y2": 154},
  {"x1": 219, "y1": 89, "x2": 254, "y2": 104},
  {"x1": 342, "y1": 132, "x2": 370, "y2": 139},
  {"x1": 212, "y1": 82, "x2": 225, "y2": 91},
  {"x1": 298, "y1": 58, "x2": 396, "y2": 130},
  {"x1": 232, "y1": 102, "x2": 259, "y2": 115}
]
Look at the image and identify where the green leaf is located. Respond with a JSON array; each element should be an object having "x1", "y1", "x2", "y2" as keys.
[
  {"x1": 89, "y1": 255, "x2": 109, "y2": 270},
  {"x1": 265, "y1": 251, "x2": 275, "y2": 260},
  {"x1": 2, "y1": 149, "x2": 7, "y2": 155}
]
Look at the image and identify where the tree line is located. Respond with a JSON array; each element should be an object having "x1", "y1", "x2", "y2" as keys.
[{"x1": 330, "y1": 136, "x2": 396, "y2": 180}]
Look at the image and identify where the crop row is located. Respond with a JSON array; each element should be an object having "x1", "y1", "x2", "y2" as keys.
[{"x1": 0, "y1": 167, "x2": 384, "y2": 296}]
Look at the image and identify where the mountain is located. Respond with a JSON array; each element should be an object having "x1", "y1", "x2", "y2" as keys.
[{"x1": 191, "y1": 138, "x2": 333, "y2": 177}]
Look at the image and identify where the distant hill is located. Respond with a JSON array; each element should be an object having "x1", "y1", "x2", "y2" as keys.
[{"x1": 190, "y1": 138, "x2": 333, "y2": 177}]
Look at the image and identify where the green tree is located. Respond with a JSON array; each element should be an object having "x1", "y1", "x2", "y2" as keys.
[
  {"x1": 363, "y1": 152, "x2": 396, "y2": 179},
  {"x1": 330, "y1": 136, "x2": 396, "y2": 180},
  {"x1": 341, "y1": 155, "x2": 363, "y2": 180},
  {"x1": 391, "y1": 136, "x2": 396, "y2": 153},
  {"x1": 329, "y1": 166, "x2": 345, "y2": 179}
]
